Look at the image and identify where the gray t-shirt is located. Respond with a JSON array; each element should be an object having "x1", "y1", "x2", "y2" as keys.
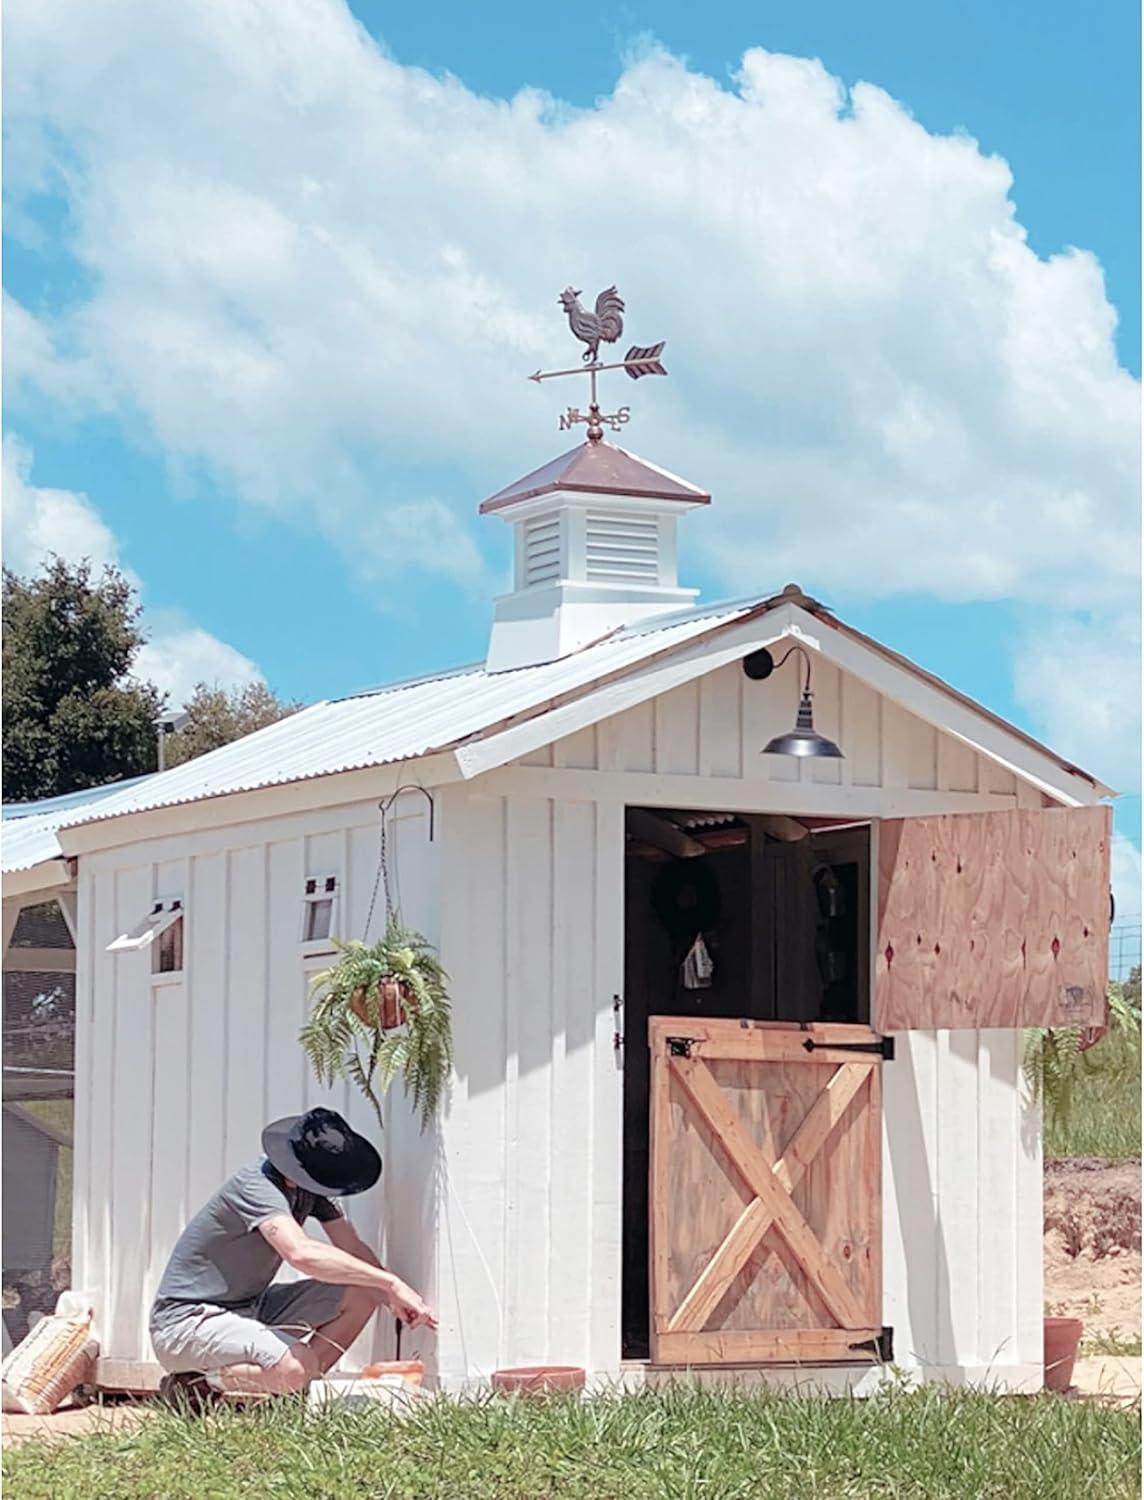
[{"x1": 151, "y1": 1160, "x2": 343, "y2": 1327}]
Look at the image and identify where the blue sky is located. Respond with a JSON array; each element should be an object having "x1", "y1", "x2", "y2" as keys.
[{"x1": 3, "y1": 0, "x2": 1140, "y2": 898}]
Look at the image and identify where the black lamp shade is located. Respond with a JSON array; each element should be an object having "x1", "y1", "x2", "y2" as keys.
[{"x1": 763, "y1": 691, "x2": 844, "y2": 759}]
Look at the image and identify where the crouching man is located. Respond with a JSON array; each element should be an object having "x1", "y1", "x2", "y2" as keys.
[{"x1": 150, "y1": 1107, "x2": 435, "y2": 1405}]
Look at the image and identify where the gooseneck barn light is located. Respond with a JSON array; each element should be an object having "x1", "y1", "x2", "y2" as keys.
[{"x1": 742, "y1": 644, "x2": 844, "y2": 760}]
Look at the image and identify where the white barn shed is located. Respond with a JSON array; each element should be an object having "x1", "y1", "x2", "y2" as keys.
[{"x1": 5, "y1": 432, "x2": 1113, "y2": 1395}]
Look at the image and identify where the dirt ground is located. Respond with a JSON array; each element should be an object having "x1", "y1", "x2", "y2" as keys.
[{"x1": 1044, "y1": 1157, "x2": 1141, "y2": 1346}]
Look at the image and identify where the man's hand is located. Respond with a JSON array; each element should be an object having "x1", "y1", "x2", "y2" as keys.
[{"x1": 385, "y1": 1276, "x2": 438, "y2": 1331}]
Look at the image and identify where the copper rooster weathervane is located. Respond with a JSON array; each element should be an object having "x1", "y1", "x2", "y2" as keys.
[{"x1": 528, "y1": 285, "x2": 667, "y2": 441}]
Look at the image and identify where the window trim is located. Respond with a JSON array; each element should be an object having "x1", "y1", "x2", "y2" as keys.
[
  {"x1": 300, "y1": 874, "x2": 340, "y2": 956},
  {"x1": 107, "y1": 899, "x2": 183, "y2": 954}
]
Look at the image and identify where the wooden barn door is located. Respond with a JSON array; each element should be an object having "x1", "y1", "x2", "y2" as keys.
[{"x1": 649, "y1": 1017, "x2": 885, "y2": 1365}]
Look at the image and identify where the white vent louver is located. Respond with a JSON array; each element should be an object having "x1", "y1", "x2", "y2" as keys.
[
  {"x1": 524, "y1": 515, "x2": 562, "y2": 588},
  {"x1": 585, "y1": 512, "x2": 660, "y2": 584}
]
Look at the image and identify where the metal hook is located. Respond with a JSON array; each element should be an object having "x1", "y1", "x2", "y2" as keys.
[{"x1": 378, "y1": 785, "x2": 436, "y2": 842}]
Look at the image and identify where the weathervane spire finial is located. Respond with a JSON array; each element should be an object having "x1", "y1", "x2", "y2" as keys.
[{"x1": 528, "y1": 285, "x2": 668, "y2": 441}]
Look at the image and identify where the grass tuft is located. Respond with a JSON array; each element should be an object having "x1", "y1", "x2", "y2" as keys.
[{"x1": 3, "y1": 1384, "x2": 1141, "y2": 1500}]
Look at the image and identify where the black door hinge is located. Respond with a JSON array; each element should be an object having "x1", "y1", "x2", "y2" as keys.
[
  {"x1": 849, "y1": 1327, "x2": 893, "y2": 1362},
  {"x1": 667, "y1": 1037, "x2": 693, "y2": 1058},
  {"x1": 803, "y1": 1036, "x2": 894, "y2": 1060}
]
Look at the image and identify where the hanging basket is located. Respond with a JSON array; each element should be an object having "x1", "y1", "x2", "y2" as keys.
[{"x1": 350, "y1": 979, "x2": 411, "y2": 1031}]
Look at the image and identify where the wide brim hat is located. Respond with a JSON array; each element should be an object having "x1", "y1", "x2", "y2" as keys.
[{"x1": 262, "y1": 1108, "x2": 381, "y2": 1198}]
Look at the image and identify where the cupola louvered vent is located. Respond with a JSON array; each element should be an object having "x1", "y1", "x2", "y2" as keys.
[
  {"x1": 524, "y1": 515, "x2": 562, "y2": 588},
  {"x1": 585, "y1": 512, "x2": 660, "y2": 584}
]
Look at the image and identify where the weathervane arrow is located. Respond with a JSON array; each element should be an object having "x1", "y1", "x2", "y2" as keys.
[{"x1": 529, "y1": 287, "x2": 668, "y2": 438}]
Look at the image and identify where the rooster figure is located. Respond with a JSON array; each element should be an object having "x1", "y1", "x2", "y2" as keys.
[{"x1": 559, "y1": 285, "x2": 625, "y2": 362}]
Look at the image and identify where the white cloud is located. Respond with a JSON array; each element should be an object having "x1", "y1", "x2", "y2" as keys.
[
  {"x1": 1012, "y1": 608, "x2": 1141, "y2": 795},
  {"x1": 4, "y1": 435, "x2": 266, "y2": 712},
  {"x1": 135, "y1": 624, "x2": 264, "y2": 709},
  {"x1": 2, "y1": 434, "x2": 123, "y2": 574},
  {"x1": 3, "y1": 1, "x2": 1138, "y2": 750},
  {"x1": 1112, "y1": 834, "x2": 1141, "y2": 925}
]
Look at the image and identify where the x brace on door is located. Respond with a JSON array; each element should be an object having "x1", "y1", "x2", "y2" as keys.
[{"x1": 662, "y1": 1050, "x2": 874, "y2": 1336}]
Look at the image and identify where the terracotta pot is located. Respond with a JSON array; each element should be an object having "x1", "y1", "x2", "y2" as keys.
[
  {"x1": 491, "y1": 1366, "x2": 586, "y2": 1395},
  {"x1": 360, "y1": 1359, "x2": 424, "y2": 1388},
  {"x1": 349, "y1": 979, "x2": 409, "y2": 1031},
  {"x1": 1044, "y1": 1316, "x2": 1084, "y2": 1392}
]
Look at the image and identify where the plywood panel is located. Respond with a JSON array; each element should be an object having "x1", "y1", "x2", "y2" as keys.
[{"x1": 877, "y1": 806, "x2": 1110, "y2": 1030}]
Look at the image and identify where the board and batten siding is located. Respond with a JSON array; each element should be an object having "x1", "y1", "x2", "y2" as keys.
[
  {"x1": 436, "y1": 660, "x2": 1043, "y2": 1386},
  {"x1": 73, "y1": 797, "x2": 438, "y2": 1374}
]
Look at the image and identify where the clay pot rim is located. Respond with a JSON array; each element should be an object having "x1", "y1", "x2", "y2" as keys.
[
  {"x1": 1043, "y1": 1316, "x2": 1084, "y2": 1332},
  {"x1": 491, "y1": 1365, "x2": 586, "y2": 1392}
]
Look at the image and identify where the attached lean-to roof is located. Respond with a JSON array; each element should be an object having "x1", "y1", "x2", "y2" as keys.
[
  {"x1": 2, "y1": 776, "x2": 156, "y2": 876},
  {"x1": 7, "y1": 584, "x2": 1109, "y2": 871}
]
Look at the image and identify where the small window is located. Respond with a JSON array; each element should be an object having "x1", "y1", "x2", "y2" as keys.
[
  {"x1": 301, "y1": 875, "x2": 339, "y2": 951},
  {"x1": 155, "y1": 914, "x2": 184, "y2": 975},
  {"x1": 107, "y1": 898, "x2": 185, "y2": 982},
  {"x1": 107, "y1": 899, "x2": 182, "y2": 954}
]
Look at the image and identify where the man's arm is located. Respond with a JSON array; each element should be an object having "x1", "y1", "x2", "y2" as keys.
[
  {"x1": 259, "y1": 1214, "x2": 436, "y2": 1328},
  {"x1": 322, "y1": 1214, "x2": 383, "y2": 1270}
]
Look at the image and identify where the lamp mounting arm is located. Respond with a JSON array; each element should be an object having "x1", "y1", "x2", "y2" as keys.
[{"x1": 771, "y1": 643, "x2": 814, "y2": 697}]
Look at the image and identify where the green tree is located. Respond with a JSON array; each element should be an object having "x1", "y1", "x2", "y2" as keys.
[
  {"x1": 3, "y1": 558, "x2": 162, "y2": 801},
  {"x1": 163, "y1": 681, "x2": 300, "y2": 768}
]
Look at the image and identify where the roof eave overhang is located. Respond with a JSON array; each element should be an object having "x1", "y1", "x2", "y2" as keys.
[
  {"x1": 2, "y1": 858, "x2": 73, "y2": 902},
  {"x1": 479, "y1": 481, "x2": 711, "y2": 514}
]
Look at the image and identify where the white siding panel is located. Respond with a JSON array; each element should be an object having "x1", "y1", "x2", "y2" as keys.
[
  {"x1": 653, "y1": 682, "x2": 700, "y2": 776},
  {"x1": 883, "y1": 1028, "x2": 1039, "y2": 1381},
  {"x1": 698, "y1": 665, "x2": 742, "y2": 779},
  {"x1": 187, "y1": 853, "x2": 228, "y2": 1208},
  {"x1": 505, "y1": 798, "x2": 554, "y2": 1364},
  {"x1": 938, "y1": 735, "x2": 979, "y2": 795},
  {"x1": 843, "y1": 674, "x2": 882, "y2": 789},
  {"x1": 937, "y1": 1030, "x2": 979, "y2": 1366},
  {"x1": 107, "y1": 865, "x2": 154, "y2": 1360},
  {"x1": 589, "y1": 800, "x2": 625, "y2": 1373},
  {"x1": 224, "y1": 846, "x2": 269, "y2": 1167},
  {"x1": 808, "y1": 660, "x2": 844, "y2": 787},
  {"x1": 742, "y1": 660, "x2": 799, "y2": 783}
]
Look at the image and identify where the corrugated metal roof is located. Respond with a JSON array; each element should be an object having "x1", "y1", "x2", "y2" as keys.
[
  {"x1": 7, "y1": 581, "x2": 1108, "y2": 869},
  {"x1": 52, "y1": 596, "x2": 761, "y2": 836},
  {"x1": 2, "y1": 776, "x2": 157, "y2": 874}
]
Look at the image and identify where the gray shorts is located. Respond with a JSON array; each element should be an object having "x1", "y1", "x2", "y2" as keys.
[{"x1": 150, "y1": 1280, "x2": 346, "y2": 1374}]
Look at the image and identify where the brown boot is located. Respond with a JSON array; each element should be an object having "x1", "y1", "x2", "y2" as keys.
[{"x1": 157, "y1": 1371, "x2": 219, "y2": 1415}]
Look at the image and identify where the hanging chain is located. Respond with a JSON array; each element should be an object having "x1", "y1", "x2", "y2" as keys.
[
  {"x1": 363, "y1": 807, "x2": 395, "y2": 941},
  {"x1": 362, "y1": 785, "x2": 435, "y2": 941}
]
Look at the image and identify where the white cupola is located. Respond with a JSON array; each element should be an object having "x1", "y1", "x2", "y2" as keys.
[{"x1": 482, "y1": 437, "x2": 710, "y2": 672}]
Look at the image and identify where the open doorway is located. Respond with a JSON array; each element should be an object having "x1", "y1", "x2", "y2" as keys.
[{"x1": 620, "y1": 809, "x2": 871, "y2": 1361}]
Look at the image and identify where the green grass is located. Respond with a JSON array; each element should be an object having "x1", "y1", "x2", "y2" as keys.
[
  {"x1": 3, "y1": 1385, "x2": 1140, "y2": 1500},
  {"x1": 1043, "y1": 1020, "x2": 1141, "y2": 1161},
  {"x1": 17, "y1": 1099, "x2": 74, "y2": 1258},
  {"x1": 1081, "y1": 1330, "x2": 1143, "y2": 1358}
]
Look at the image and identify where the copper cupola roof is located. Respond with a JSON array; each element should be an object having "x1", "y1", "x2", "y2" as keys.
[{"x1": 479, "y1": 439, "x2": 711, "y2": 514}]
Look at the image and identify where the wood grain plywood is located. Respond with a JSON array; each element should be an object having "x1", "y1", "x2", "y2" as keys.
[{"x1": 877, "y1": 805, "x2": 1110, "y2": 1031}]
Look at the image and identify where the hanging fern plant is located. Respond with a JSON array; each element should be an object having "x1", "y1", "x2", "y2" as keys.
[
  {"x1": 300, "y1": 921, "x2": 453, "y2": 1131},
  {"x1": 1023, "y1": 983, "x2": 1141, "y2": 1135}
]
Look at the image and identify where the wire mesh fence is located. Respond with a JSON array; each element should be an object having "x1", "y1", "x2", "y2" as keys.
[{"x1": 1110, "y1": 917, "x2": 1141, "y2": 982}]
